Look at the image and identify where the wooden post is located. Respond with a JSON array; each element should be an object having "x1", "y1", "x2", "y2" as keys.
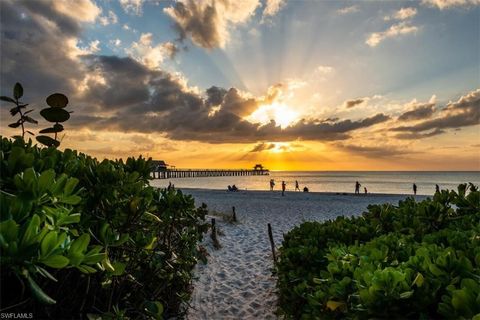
[
  {"x1": 268, "y1": 223, "x2": 277, "y2": 264},
  {"x1": 211, "y1": 218, "x2": 220, "y2": 249},
  {"x1": 232, "y1": 206, "x2": 237, "y2": 222}
]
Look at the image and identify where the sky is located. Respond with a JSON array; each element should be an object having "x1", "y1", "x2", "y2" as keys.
[{"x1": 0, "y1": 0, "x2": 479, "y2": 170}]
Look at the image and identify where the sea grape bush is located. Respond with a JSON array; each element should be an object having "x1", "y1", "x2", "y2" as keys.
[
  {"x1": 0, "y1": 137, "x2": 209, "y2": 319},
  {"x1": 277, "y1": 185, "x2": 480, "y2": 319}
]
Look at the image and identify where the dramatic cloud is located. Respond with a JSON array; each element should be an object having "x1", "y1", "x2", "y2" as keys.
[
  {"x1": 164, "y1": 0, "x2": 260, "y2": 49},
  {"x1": 344, "y1": 98, "x2": 364, "y2": 108},
  {"x1": 337, "y1": 5, "x2": 359, "y2": 14},
  {"x1": 398, "y1": 102, "x2": 435, "y2": 121},
  {"x1": 385, "y1": 7, "x2": 417, "y2": 20},
  {"x1": 394, "y1": 129, "x2": 445, "y2": 140},
  {"x1": 336, "y1": 143, "x2": 416, "y2": 157},
  {"x1": 366, "y1": 22, "x2": 418, "y2": 47},
  {"x1": 70, "y1": 55, "x2": 391, "y2": 143},
  {"x1": 0, "y1": 0, "x2": 89, "y2": 98},
  {"x1": 120, "y1": 0, "x2": 144, "y2": 15},
  {"x1": 421, "y1": 0, "x2": 480, "y2": 9},
  {"x1": 392, "y1": 89, "x2": 480, "y2": 136},
  {"x1": 127, "y1": 33, "x2": 178, "y2": 69},
  {"x1": 250, "y1": 142, "x2": 276, "y2": 152}
]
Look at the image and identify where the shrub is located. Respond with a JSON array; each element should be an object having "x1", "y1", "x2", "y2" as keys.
[
  {"x1": 276, "y1": 184, "x2": 480, "y2": 319},
  {"x1": 0, "y1": 137, "x2": 209, "y2": 319}
]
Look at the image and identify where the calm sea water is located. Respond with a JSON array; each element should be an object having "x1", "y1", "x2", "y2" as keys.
[{"x1": 150, "y1": 171, "x2": 480, "y2": 196}]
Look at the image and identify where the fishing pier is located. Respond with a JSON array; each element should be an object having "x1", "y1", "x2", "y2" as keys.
[{"x1": 151, "y1": 161, "x2": 269, "y2": 179}]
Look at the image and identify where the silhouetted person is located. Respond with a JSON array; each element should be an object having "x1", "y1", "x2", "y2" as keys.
[
  {"x1": 295, "y1": 180, "x2": 300, "y2": 191},
  {"x1": 167, "y1": 181, "x2": 172, "y2": 191},
  {"x1": 232, "y1": 184, "x2": 238, "y2": 191},
  {"x1": 355, "y1": 181, "x2": 361, "y2": 194},
  {"x1": 282, "y1": 181, "x2": 286, "y2": 196},
  {"x1": 303, "y1": 186, "x2": 309, "y2": 192},
  {"x1": 228, "y1": 185, "x2": 232, "y2": 191},
  {"x1": 364, "y1": 187, "x2": 367, "y2": 194},
  {"x1": 270, "y1": 179, "x2": 275, "y2": 191},
  {"x1": 435, "y1": 184, "x2": 440, "y2": 193},
  {"x1": 413, "y1": 183, "x2": 417, "y2": 195}
]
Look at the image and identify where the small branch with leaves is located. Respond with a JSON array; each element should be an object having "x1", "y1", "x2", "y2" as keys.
[{"x1": 1, "y1": 82, "x2": 38, "y2": 138}]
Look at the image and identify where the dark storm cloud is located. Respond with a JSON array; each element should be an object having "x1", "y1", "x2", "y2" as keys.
[
  {"x1": 82, "y1": 55, "x2": 151, "y2": 109},
  {"x1": 249, "y1": 143, "x2": 276, "y2": 152},
  {"x1": 392, "y1": 89, "x2": 480, "y2": 135},
  {"x1": 206, "y1": 86, "x2": 228, "y2": 106},
  {"x1": 398, "y1": 103, "x2": 435, "y2": 121},
  {"x1": 344, "y1": 98, "x2": 364, "y2": 108},
  {"x1": 165, "y1": 0, "x2": 220, "y2": 49},
  {"x1": 0, "y1": 0, "x2": 85, "y2": 100}
]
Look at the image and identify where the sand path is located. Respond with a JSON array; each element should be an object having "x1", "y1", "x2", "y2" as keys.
[{"x1": 184, "y1": 189, "x2": 424, "y2": 319}]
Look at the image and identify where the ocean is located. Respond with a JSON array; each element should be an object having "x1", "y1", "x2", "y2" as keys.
[{"x1": 150, "y1": 171, "x2": 480, "y2": 196}]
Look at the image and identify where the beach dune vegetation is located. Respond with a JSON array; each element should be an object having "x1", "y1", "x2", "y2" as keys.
[
  {"x1": 0, "y1": 137, "x2": 209, "y2": 318},
  {"x1": 277, "y1": 184, "x2": 480, "y2": 319}
]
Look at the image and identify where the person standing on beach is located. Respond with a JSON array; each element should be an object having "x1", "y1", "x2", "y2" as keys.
[
  {"x1": 295, "y1": 180, "x2": 300, "y2": 191},
  {"x1": 364, "y1": 187, "x2": 368, "y2": 194},
  {"x1": 435, "y1": 184, "x2": 440, "y2": 193},
  {"x1": 355, "y1": 181, "x2": 361, "y2": 194},
  {"x1": 282, "y1": 181, "x2": 286, "y2": 196},
  {"x1": 413, "y1": 183, "x2": 417, "y2": 195},
  {"x1": 270, "y1": 179, "x2": 275, "y2": 191}
]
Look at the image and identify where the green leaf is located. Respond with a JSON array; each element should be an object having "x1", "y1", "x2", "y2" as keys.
[
  {"x1": 400, "y1": 290, "x2": 414, "y2": 299},
  {"x1": 14, "y1": 82, "x2": 23, "y2": 99},
  {"x1": 69, "y1": 234, "x2": 90, "y2": 254},
  {"x1": 26, "y1": 274, "x2": 56, "y2": 304},
  {"x1": 412, "y1": 272, "x2": 424, "y2": 287},
  {"x1": 1, "y1": 95, "x2": 16, "y2": 103},
  {"x1": 38, "y1": 169, "x2": 55, "y2": 193},
  {"x1": 145, "y1": 301, "x2": 164, "y2": 319},
  {"x1": 64, "y1": 178, "x2": 79, "y2": 195},
  {"x1": 60, "y1": 195, "x2": 82, "y2": 205},
  {"x1": 20, "y1": 214, "x2": 40, "y2": 247},
  {"x1": 110, "y1": 262, "x2": 127, "y2": 276},
  {"x1": 46, "y1": 93, "x2": 68, "y2": 108},
  {"x1": 77, "y1": 265, "x2": 97, "y2": 274},
  {"x1": 57, "y1": 213, "x2": 81, "y2": 226},
  {"x1": 40, "y1": 231, "x2": 58, "y2": 258},
  {"x1": 36, "y1": 135, "x2": 60, "y2": 148},
  {"x1": 0, "y1": 220, "x2": 18, "y2": 243},
  {"x1": 42, "y1": 255, "x2": 70, "y2": 268},
  {"x1": 40, "y1": 108, "x2": 70, "y2": 123}
]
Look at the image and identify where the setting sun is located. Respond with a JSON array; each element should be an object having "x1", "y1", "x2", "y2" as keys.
[{"x1": 248, "y1": 102, "x2": 299, "y2": 128}]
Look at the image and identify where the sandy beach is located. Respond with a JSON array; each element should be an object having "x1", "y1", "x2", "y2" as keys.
[{"x1": 184, "y1": 188, "x2": 427, "y2": 319}]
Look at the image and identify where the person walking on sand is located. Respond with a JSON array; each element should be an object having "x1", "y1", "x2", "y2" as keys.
[
  {"x1": 435, "y1": 184, "x2": 440, "y2": 193},
  {"x1": 270, "y1": 179, "x2": 275, "y2": 191},
  {"x1": 282, "y1": 181, "x2": 286, "y2": 196},
  {"x1": 355, "y1": 181, "x2": 361, "y2": 194},
  {"x1": 413, "y1": 183, "x2": 417, "y2": 195},
  {"x1": 364, "y1": 187, "x2": 367, "y2": 194},
  {"x1": 295, "y1": 180, "x2": 300, "y2": 191}
]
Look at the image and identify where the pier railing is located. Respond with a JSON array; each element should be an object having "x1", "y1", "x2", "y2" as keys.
[{"x1": 151, "y1": 168, "x2": 269, "y2": 179}]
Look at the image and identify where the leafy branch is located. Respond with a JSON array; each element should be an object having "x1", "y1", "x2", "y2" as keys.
[{"x1": 1, "y1": 82, "x2": 38, "y2": 138}]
